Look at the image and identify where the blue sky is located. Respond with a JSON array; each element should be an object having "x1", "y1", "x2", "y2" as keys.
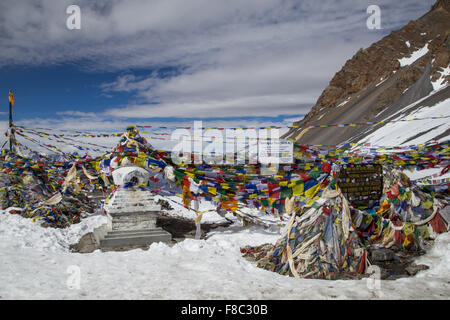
[{"x1": 0, "y1": 0, "x2": 435, "y2": 144}]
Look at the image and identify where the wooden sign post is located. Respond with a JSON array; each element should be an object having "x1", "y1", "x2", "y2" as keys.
[{"x1": 337, "y1": 163, "x2": 383, "y2": 208}]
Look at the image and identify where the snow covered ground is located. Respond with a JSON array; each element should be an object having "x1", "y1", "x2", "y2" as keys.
[
  {"x1": 353, "y1": 88, "x2": 449, "y2": 185},
  {"x1": 0, "y1": 206, "x2": 449, "y2": 300},
  {"x1": 357, "y1": 94, "x2": 450, "y2": 147}
]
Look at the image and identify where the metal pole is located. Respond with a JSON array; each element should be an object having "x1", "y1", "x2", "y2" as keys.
[{"x1": 9, "y1": 91, "x2": 13, "y2": 152}]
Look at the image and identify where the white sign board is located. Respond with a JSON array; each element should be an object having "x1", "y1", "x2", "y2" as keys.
[{"x1": 258, "y1": 139, "x2": 293, "y2": 164}]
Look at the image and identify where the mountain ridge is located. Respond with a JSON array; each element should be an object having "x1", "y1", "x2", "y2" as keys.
[{"x1": 284, "y1": 0, "x2": 450, "y2": 146}]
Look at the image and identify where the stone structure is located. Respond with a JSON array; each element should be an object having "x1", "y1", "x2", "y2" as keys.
[{"x1": 100, "y1": 166, "x2": 172, "y2": 251}]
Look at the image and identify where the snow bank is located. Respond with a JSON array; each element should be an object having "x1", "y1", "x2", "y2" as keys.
[
  {"x1": 415, "y1": 232, "x2": 450, "y2": 279},
  {"x1": 0, "y1": 211, "x2": 107, "y2": 253},
  {"x1": 0, "y1": 211, "x2": 449, "y2": 299}
]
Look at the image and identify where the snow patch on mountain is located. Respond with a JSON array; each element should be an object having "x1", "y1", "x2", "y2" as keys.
[
  {"x1": 358, "y1": 95, "x2": 450, "y2": 147},
  {"x1": 432, "y1": 64, "x2": 450, "y2": 91},
  {"x1": 398, "y1": 44, "x2": 429, "y2": 67}
]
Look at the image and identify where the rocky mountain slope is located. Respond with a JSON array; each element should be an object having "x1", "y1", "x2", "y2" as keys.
[{"x1": 284, "y1": 0, "x2": 450, "y2": 146}]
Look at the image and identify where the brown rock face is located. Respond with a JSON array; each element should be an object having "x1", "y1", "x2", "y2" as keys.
[
  {"x1": 432, "y1": 0, "x2": 450, "y2": 12},
  {"x1": 285, "y1": 0, "x2": 450, "y2": 145}
]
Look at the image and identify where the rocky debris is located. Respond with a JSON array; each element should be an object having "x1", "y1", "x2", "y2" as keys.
[
  {"x1": 100, "y1": 245, "x2": 150, "y2": 252},
  {"x1": 406, "y1": 263, "x2": 430, "y2": 276},
  {"x1": 70, "y1": 232, "x2": 98, "y2": 253},
  {"x1": 156, "y1": 213, "x2": 232, "y2": 239},
  {"x1": 157, "y1": 198, "x2": 173, "y2": 211},
  {"x1": 370, "y1": 248, "x2": 397, "y2": 262},
  {"x1": 70, "y1": 223, "x2": 109, "y2": 253},
  {"x1": 367, "y1": 245, "x2": 429, "y2": 280},
  {"x1": 432, "y1": 0, "x2": 450, "y2": 13}
]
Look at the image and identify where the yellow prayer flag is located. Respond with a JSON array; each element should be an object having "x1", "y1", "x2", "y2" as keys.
[
  {"x1": 304, "y1": 184, "x2": 320, "y2": 198},
  {"x1": 292, "y1": 182, "x2": 304, "y2": 196},
  {"x1": 9, "y1": 91, "x2": 14, "y2": 107},
  {"x1": 208, "y1": 187, "x2": 217, "y2": 195},
  {"x1": 185, "y1": 172, "x2": 195, "y2": 178},
  {"x1": 90, "y1": 161, "x2": 100, "y2": 172},
  {"x1": 288, "y1": 178, "x2": 301, "y2": 188},
  {"x1": 402, "y1": 223, "x2": 414, "y2": 235},
  {"x1": 135, "y1": 152, "x2": 147, "y2": 168}
]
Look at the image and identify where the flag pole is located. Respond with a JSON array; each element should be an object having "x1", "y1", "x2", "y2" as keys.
[{"x1": 8, "y1": 90, "x2": 13, "y2": 152}]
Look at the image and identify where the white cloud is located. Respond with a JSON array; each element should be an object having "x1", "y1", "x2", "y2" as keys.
[
  {"x1": 0, "y1": 0, "x2": 434, "y2": 69},
  {"x1": 0, "y1": 0, "x2": 435, "y2": 123},
  {"x1": 104, "y1": 95, "x2": 312, "y2": 118},
  {"x1": 100, "y1": 41, "x2": 361, "y2": 118},
  {"x1": 56, "y1": 111, "x2": 98, "y2": 117}
]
